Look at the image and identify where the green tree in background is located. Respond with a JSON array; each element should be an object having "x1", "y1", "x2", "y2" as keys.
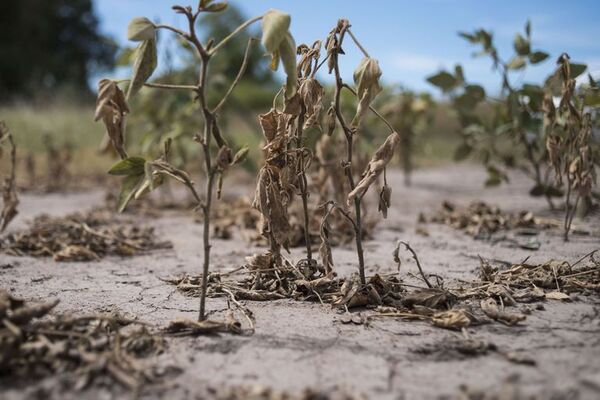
[{"x1": 0, "y1": 0, "x2": 116, "y2": 101}]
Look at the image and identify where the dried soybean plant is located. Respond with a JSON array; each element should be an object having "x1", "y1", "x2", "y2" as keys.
[
  {"x1": 545, "y1": 54, "x2": 598, "y2": 241},
  {"x1": 95, "y1": 2, "x2": 296, "y2": 321},
  {"x1": 0, "y1": 121, "x2": 18, "y2": 232},
  {"x1": 323, "y1": 19, "x2": 399, "y2": 284}
]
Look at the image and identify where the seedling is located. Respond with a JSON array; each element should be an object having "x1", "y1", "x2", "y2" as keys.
[
  {"x1": 95, "y1": 2, "x2": 296, "y2": 321},
  {"x1": 545, "y1": 54, "x2": 598, "y2": 241}
]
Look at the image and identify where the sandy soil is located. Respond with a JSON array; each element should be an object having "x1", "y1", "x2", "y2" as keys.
[{"x1": 1, "y1": 164, "x2": 599, "y2": 400}]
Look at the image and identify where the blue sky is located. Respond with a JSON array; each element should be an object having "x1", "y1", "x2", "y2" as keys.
[{"x1": 95, "y1": 0, "x2": 600, "y2": 94}]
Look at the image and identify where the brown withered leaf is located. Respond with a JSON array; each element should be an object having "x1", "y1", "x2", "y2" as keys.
[
  {"x1": 253, "y1": 166, "x2": 292, "y2": 250},
  {"x1": 480, "y1": 298, "x2": 526, "y2": 326},
  {"x1": 402, "y1": 288, "x2": 456, "y2": 309},
  {"x1": 378, "y1": 184, "x2": 392, "y2": 218},
  {"x1": 94, "y1": 79, "x2": 129, "y2": 159},
  {"x1": 53, "y1": 245, "x2": 100, "y2": 262},
  {"x1": 298, "y1": 78, "x2": 324, "y2": 129},
  {"x1": 431, "y1": 309, "x2": 479, "y2": 330},
  {"x1": 324, "y1": 106, "x2": 336, "y2": 136},
  {"x1": 347, "y1": 131, "x2": 400, "y2": 205}
]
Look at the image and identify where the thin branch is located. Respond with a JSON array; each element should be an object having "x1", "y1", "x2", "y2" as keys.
[
  {"x1": 155, "y1": 24, "x2": 189, "y2": 40},
  {"x1": 212, "y1": 37, "x2": 257, "y2": 114},
  {"x1": 347, "y1": 28, "x2": 370, "y2": 58},
  {"x1": 144, "y1": 82, "x2": 198, "y2": 91},
  {"x1": 398, "y1": 241, "x2": 433, "y2": 288},
  {"x1": 209, "y1": 16, "x2": 263, "y2": 55},
  {"x1": 342, "y1": 84, "x2": 395, "y2": 133}
]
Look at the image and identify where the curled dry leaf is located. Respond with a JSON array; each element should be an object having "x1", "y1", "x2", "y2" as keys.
[
  {"x1": 351, "y1": 57, "x2": 383, "y2": 127},
  {"x1": 318, "y1": 210, "x2": 334, "y2": 275},
  {"x1": 402, "y1": 288, "x2": 456, "y2": 309},
  {"x1": 216, "y1": 145, "x2": 233, "y2": 172},
  {"x1": 261, "y1": 10, "x2": 297, "y2": 98},
  {"x1": 298, "y1": 78, "x2": 324, "y2": 129},
  {"x1": 94, "y1": 79, "x2": 130, "y2": 160},
  {"x1": 347, "y1": 131, "x2": 400, "y2": 205},
  {"x1": 324, "y1": 106, "x2": 336, "y2": 136},
  {"x1": 378, "y1": 184, "x2": 392, "y2": 218},
  {"x1": 480, "y1": 298, "x2": 526, "y2": 326},
  {"x1": 431, "y1": 309, "x2": 477, "y2": 330},
  {"x1": 253, "y1": 167, "x2": 292, "y2": 251}
]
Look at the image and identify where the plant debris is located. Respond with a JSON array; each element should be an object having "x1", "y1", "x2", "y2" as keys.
[
  {"x1": 206, "y1": 384, "x2": 367, "y2": 400},
  {"x1": 420, "y1": 200, "x2": 559, "y2": 239},
  {"x1": 0, "y1": 289, "x2": 165, "y2": 391},
  {"x1": 0, "y1": 208, "x2": 172, "y2": 261}
]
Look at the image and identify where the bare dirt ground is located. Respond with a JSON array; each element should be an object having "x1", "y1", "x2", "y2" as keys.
[{"x1": 1, "y1": 164, "x2": 599, "y2": 400}]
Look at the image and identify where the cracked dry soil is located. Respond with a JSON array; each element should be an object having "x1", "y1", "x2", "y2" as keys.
[{"x1": 1, "y1": 164, "x2": 599, "y2": 400}]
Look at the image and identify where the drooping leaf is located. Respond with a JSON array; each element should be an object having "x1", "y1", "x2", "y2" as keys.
[
  {"x1": 507, "y1": 56, "x2": 526, "y2": 70},
  {"x1": 351, "y1": 57, "x2": 383, "y2": 127},
  {"x1": 347, "y1": 131, "x2": 400, "y2": 204},
  {"x1": 232, "y1": 146, "x2": 250, "y2": 165},
  {"x1": 261, "y1": 9, "x2": 291, "y2": 53},
  {"x1": 279, "y1": 32, "x2": 298, "y2": 98},
  {"x1": 94, "y1": 79, "x2": 129, "y2": 159},
  {"x1": 117, "y1": 174, "x2": 145, "y2": 212},
  {"x1": 127, "y1": 38, "x2": 158, "y2": 99},
  {"x1": 108, "y1": 157, "x2": 147, "y2": 176},
  {"x1": 127, "y1": 17, "x2": 156, "y2": 42}
]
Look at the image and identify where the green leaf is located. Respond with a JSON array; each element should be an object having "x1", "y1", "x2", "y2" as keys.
[
  {"x1": 279, "y1": 32, "x2": 298, "y2": 98},
  {"x1": 528, "y1": 51, "x2": 548, "y2": 64},
  {"x1": 108, "y1": 157, "x2": 147, "y2": 176},
  {"x1": 231, "y1": 146, "x2": 249, "y2": 165},
  {"x1": 116, "y1": 47, "x2": 135, "y2": 67},
  {"x1": 127, "y1": 38, "x2": 157, "y2": 99},
  {"x1": 514, "y1": 33, "x2": 530, "y2": 56},
  {"x1": 261, "y1": 9, "x2": 291, "y2": 53},
  {"x1": 127, "y1": 17, "x2": 156, "y2": 42},
  {"x1": 507, "y1": 56, "x2": 526, "y2": 70},
  {"x1": 569, "y1": 63, "x2": 587, "y2": 79},
  {"x1": 117, "y1": 174, "x2": 145, "y2": 212},
  {"x1": 525, "y1": 20, "x2": 531, "y2": 38},
  {"x1": 144, "y1": 161, "x2": 154, "y2": 191},
  {"x1": 426, "y1": 71, "x2": 457, "y2": 92},
  {"x1": 453, "y1": 143, "x2": 472, "y2": 161},
  {"x1": 204, "y1": 2, "x2": 227, "y2": 12}
]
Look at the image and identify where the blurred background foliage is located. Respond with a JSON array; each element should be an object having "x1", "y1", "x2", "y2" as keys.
[{"x1": 0, "y1": 1, "x2": 597, "y2": 192}]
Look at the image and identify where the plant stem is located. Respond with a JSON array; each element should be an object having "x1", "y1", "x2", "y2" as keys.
[
  {"x1": 295, "y1": 111, "x2": 313, "y2": 262},
  {"x1": 196, "y1": 49, "x2": 214, "y2": 321},
  {"x1": 331, "y1": 26, "x2": 366, "y2": 284}
]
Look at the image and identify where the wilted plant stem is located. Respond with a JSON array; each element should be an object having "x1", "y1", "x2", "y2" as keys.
[
  {"x1": 331, "y1": 29, "x2": 366, "y2": 284},
  {"x1": 296, "y1": 111, "x2": 313, "y2": 262}
]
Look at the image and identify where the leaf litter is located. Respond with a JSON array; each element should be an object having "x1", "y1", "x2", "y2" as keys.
[
  {"x1": 0, "y1": 208, "x2": 172, "y2": 261},
  {"x1": 0, "y1": 289, "x2": 170, "y2": 391}
]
